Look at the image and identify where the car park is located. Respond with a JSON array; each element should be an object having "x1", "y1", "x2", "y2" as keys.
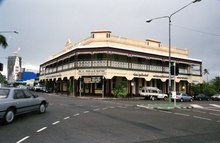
[
  {"x1": 172, "y1": 93, "x2": 193, "y2": 102},
  {"x1": 194, "y1": 93, "x2": 210, "y2": 101},
  {"x1": 0, "y1": 87, "x2": 48, "y2": 124},
  {"x1": 211, "y1": 94, "x2": 220, "y2": 101}
]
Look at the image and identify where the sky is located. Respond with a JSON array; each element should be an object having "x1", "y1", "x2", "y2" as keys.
[{"x1": 0, "y1": 0, "x2": 219, "y2": 80}]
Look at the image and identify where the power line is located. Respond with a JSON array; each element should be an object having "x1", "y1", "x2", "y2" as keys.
[{"x1": 172, "y1": 24, "x2": 220, "y2": 37}]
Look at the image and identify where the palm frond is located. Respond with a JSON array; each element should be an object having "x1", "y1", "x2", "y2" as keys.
[{"x1": 0, "y1": 34, "x2": 8, "y2": 49}]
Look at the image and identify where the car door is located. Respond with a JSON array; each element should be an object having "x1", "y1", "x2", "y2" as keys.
[{"x1": 14, "y1": 89, "x2": 39, "y2": 114}]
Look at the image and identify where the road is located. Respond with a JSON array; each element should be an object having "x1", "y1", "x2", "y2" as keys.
[{"x1": 0, "y1": 93, "x2": 220, "y2": 143}]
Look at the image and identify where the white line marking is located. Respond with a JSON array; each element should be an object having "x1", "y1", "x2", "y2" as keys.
[
  {"x1": 16, "y1": 136, "x2": 30, "y2": 143},
  {"x1": 209, "y1": 113, "x2": 220, "y2": 116},
  {"x1": 52, "y1": 121, "x2": 60, "y2": 125},
  {"x1": 193, "y1": 116, "x2": 211, "y2": 121},
  {"x1": 190, "y1": 104, "x2": 204, "y2": 109},
  {"x1": 193, "y1": 110, "x2": 206, "y2": 114},
  {"x1": 37, "y1": 127, "x2": 47, "y2": 133},
  {"x1": 217, "y1": 121, "x2": 220, "y2": 123},
  {"x1": 102, "y1": 108, "x2": 107, "y2": 110},
  {"x1": 174, "y1": 112, "x2": 190, "y2": 117},
  {"x1": 64, "y1": 116, "x2": 70, "y2": 120},
  {"x1": 158, "y1": 110, "x2": 172, "y2": 114},
  {"x1": 84, "y1": 111, "x2": 89, "y2": 114},
  {"x1": 110, "y1": 106, "x2": 115, "y2": 109},
  {"x1": 93, "y1": 109, "x2": 100, "y2": 111},
  {"x1": 74, "y1": 113, "x2": 80, "y2": 116},
  {"x1": 210, "y1": 104, "x2": 220, "y2": 108}
]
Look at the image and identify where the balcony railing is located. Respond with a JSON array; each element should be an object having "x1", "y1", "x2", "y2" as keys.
[{"x1": 40, "y1": 60, "x2": 200, "y2": 76}]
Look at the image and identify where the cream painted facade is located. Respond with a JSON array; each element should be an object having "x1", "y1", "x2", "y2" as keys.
[{"x1": 39, "y1": 30, "x2": 202, "y2": 97}]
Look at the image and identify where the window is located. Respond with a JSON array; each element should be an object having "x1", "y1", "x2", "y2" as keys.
[
  {"x1": 23, "y1": 90, "x2": 33, "y2": 98},
  {"x1": 0, "y1": 89, "x2": 9, "y2": 99},
  {"x1": 14, "y1": 90, "x2": 25, "y2": 99}
]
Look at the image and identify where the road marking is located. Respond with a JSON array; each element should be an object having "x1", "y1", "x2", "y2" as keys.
[
  {"x1": 193, "y1": 110, "x2": 206, "y2": 114},
  {"x1": 210, "y1": 104, "x2": 220, "y2": 108},
  {"x1": 209, "y1": 113, "x2": 220, "y2": 116},
  {"x1": 74, "y1": 113, "x2": 80, "y2": 116},
  {"x1": 84, "y1": 111, "x2": 89, "y2": 114},
  {"x1": 93, "y1": 108, "x2": 100, "y2": 111},
  {"x1": 217, "y1": 121, "x2": 220, "y2": 123},
  {"x1": 174, "y1": 112, "x2": 190, "y2": 117},
  {"x1": 16, "y1": 136, "x2": 30, "y2": 143},
  {"x1": 110, "y1": 106, "x2": 115, "y2": 109},
  {"x1": 102, "y1": 108, "x2": 107, "y2": 110},
  {"x1": 52, "y1": 121, "x2": 60, "y2": 125},
  {"x1": 36, "y1": 127, "x2": 47, "y2": 133},
  {"x1": 193, "y1": 116, "x2": 211, "y2": 121},
  {"x1": 190, "y1": 104, "x2": 204, "y2": 109},
  {"x1": 64, "y1": 116, "x2": 70, "y2": 120},
  {"x1": 158, "y1": 110, "x2": 172, "y2": 114}
]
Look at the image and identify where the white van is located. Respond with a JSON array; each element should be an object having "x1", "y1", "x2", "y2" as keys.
[{"x1": 140, "y1": 86, "x2": 168, "y2": 100}]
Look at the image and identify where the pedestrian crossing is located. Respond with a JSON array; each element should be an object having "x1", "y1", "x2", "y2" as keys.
[{"x1": 190, "y1": 104, "x2": 220, "y2": 110}]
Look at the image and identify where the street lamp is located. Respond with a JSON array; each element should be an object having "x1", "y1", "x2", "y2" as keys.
[
  {"x1": 0, "y1": 31, "x2": 19, "y2": 34},
  {"x1": 146, "y1": 0, "x2": 201, "y2": 107}
]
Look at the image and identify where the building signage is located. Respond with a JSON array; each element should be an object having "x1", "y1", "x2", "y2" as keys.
[
  {"x1": 79, "y1": 69, "x2": 106, "y2": 75},
  {"x1": 133, "y1": 73, "x2": 149, "y2": 77},
  {"x1": 83, "y1": 77, "x2": 101, "y2": 83},
  {"x1": 177, "y1": 77, "x2": 188, "y2": 80},
  {"x1": 153, "y1": 75, "x2": 169, "y2": 78}
]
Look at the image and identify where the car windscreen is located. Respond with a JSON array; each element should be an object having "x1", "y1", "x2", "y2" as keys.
[{"x1": 0, "y1": 89, "x2": 10, "y2": 99}]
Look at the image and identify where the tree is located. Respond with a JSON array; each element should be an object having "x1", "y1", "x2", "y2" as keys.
[
  {"x1": 203, "y1": 69, "x2": 209, "y2": 83},
  {"x1": 0, "y1": 72, "x2": 7, "y2": 84},
  {"x1": 0, "y1": 34, "x2": 8, "y2": 49},
  {"x1": 211, "y1": 76, "x2": 220, "y2": 93}
]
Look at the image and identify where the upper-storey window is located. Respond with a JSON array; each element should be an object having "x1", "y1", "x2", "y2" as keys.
[
  {"x1": 78, "y1": 54, "x2": 92, "y2": 61},
  {"x1": 111, "y1": 54, "x2": 128, "y2": 62},
  {"x1": 94, "y1": 53, "x2": 107, "y2": 60}
]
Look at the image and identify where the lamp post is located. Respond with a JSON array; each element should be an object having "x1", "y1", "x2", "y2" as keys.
[
  {"x1": 0, "y1": 31, "x2": 19, "y2": 34},
  {"x1": 146, "y1": 0, "x2": 201, "y2": 107}
]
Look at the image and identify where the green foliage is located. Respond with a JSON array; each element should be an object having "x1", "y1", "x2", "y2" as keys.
[
  {"x1": 0, "y1": 73, "x2": 7, "y2": 84},
  {"x1": 211, "y1": 76, "x2": 220, "y2": 93},
  {"x1": 112, "y1": 80, "x2": 128, "y2": 98},
  {"x1": 0, "y1": 35, "x2": 8, "y2": 49},
  {"x1": 192, "y1": 83, "x2": 200, "y2": 95},
  {"x1": 192, "y1": 76, "x2": 220, "y2": 97}
]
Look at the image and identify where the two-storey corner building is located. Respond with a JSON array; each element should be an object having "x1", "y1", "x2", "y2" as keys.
[{"x1": 39, "y1": 30, "x2": 202, "y2": 97}]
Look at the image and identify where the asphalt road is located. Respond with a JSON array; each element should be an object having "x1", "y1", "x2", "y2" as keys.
[{"x1": 0, "y1": 93, "x2": 220, "y2": 143}]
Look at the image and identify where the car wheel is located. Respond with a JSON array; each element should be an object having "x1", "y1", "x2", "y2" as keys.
[
  {"x1": 190, "y1": 98, "x2": 193, "y2": 102},
  {"x1": 39, "y1": 103, "x2": 46, "y2": 113},
  {"x1": 151, "y1": 96, "x2": 155, "y2": 101},
  {"x1": 199, "y1": 98, "x2": 202, "y2": 101},
  {"x1": 4, "y1": 109, "x2": 15, "y2": 124},
  {"x1": 164, "y1": 96, "x2": 167, "y2": 101},
  {"x1": 180, "y1": 98, "x2": 183, "y2": 102}
]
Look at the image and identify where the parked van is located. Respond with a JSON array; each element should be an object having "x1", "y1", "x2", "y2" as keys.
[{"x1": 140, "y1": 86, "x2": 168, "y2": 100}]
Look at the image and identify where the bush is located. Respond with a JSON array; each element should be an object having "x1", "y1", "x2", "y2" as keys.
[{"x1": 112, "y1": 81, "x2": 128, "y2": 98}]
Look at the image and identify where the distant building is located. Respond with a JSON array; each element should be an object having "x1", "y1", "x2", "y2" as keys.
[
  {"x1": 39, "y1": 30, "x2": 203, "y2": 97},
  {"x1": 7, "y1": 56, "x2": 22, "y2": 83}
]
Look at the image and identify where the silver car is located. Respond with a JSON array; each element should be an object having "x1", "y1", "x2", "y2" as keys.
[{"x1": 0, "y1": 87, "x2": 48, "y2": 124}]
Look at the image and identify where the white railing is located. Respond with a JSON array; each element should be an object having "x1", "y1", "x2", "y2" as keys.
[
  {"x1": 150, "y1": 65, "x2": 163, "y2": 71},
  {"x1": 77, "y1": 61, "x2": 92, "y2": 67},
  {"x1": 93, "y1": 60, "x2": 107, "y2": 67},
  {"x1": 132, "y1": 63, "x2": 146, "y2": 70},
  {"x1": 43, "y1": 60, "x2": 195, "y2": 76},
  {"x1": 111, "y1": 61, "x2": 129, "y2": 68}
]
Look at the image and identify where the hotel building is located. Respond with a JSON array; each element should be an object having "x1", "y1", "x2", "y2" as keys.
[{"x1": 39, "y1": 30, "x2": 202, "y2": 97}]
